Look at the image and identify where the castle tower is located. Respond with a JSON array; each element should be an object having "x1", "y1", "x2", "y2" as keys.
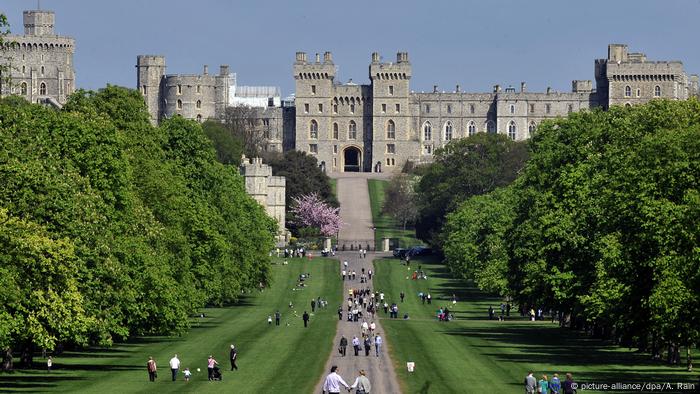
[
  {"x1": 1, "y1": 9, "x2": 75, "y2": 105},
  {"x1": 240, "y1": 156, "x2": 288, "y2": 246},
  {"x1": 136, "y1": 55, "x2": 165, "y2": 124},
  {"x1": 293, "y1": 52, "x2": 336, "y2": 168},
  {"x1": 369, "y1": 52, "x2": 412, "y2": 173}
]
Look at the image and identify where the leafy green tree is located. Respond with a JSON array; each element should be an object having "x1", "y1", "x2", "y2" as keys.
[
  {"x1": 202, "y1": 119, "x2": 244, "y2": 165},
  {"x1": 442, "y1": 186, "x2": 516, "y2": 296},
  {"x1": 267, "y1": 150, "x2": 338, "y2": 209},
  {"x1": 414, "y1": 132, "x2": 528, "y2": 248},
  {"x1": 507, "y1": 100, "x2": 700, "y2": 366}
]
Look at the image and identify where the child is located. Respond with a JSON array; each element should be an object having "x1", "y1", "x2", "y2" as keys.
[
  {"x1": 267, "y1": 315, "x2": 272, "y2": 325},
  {"x1": 183, "y1": 367, "x2": 191, "y2": 382}
]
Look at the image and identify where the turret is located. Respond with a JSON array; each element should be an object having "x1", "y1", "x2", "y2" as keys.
[
  {"x1": 136, "y1": 55, "x2": 166, "y2": 124},
  {"x1": 23, "y1": 10, "x2": 55, "y2": 36}
]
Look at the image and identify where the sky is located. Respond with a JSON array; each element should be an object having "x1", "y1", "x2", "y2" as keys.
[{"x1": 2, "y1": 0, "x2": 700, "y2": 97}]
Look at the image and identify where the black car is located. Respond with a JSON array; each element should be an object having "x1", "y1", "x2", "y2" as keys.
[
  {"x1": 393, "y1": 248, "x2": 409, "y2": 259},
  {"x1": 408, "y1": 246, "x2": 432, "y2": 257}
]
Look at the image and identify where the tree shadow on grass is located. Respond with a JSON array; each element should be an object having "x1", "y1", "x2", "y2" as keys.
[
  {"x1": 443, "y1": 325, "x2": 694, "y2": 383},
  {"x1": 0, "y1": 375, "x2": 87, "y2": 390}
]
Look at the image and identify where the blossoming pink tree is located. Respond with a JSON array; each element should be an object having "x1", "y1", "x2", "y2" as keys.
[{"x1": 290, "y1": 193, "x2": 343, "y2": 237}]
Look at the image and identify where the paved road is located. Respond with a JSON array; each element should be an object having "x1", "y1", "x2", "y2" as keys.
[{"x1": 314, "y1": 175, "x2": 401, "y2": 393}]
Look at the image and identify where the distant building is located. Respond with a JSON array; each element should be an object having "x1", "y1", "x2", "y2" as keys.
[
  {"x1": 293, "y1": 45, "x2": 699, "y2": 173},
  {"x1": 239, "y1": 156, "x2": 288, "y2": 246},
  {"x1": 0, "y1": 9, "x2": 75, "y2": 107}
]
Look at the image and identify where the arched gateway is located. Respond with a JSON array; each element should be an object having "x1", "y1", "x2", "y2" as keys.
[{"x1": 343, "y1": 146, "x2": 362, "y2": 172}]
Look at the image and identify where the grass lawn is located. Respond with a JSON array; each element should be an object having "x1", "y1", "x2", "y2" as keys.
[
  {"x1": 1, "y1": 257, "x2": 341, "y2": 393},
  {"x1": 373, "y1": 256, "x2": 697, "y2": 394},
  {"x1": 367, "y1": 179, "x2": 421, "y2": 249},
  {"x1": 329, "y1": 178, "x2": 337, "y2": 199}
]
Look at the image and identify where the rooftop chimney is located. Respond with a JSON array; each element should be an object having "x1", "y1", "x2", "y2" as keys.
[
  {"x1": 520, "y1": 82, "x2": 526, "y2": 92},
  {"x1": 315, "y1": 53, "x2": 321, "y2": 63},
  {"x1": 456, "y1": 84, "x2": 461, "y2": 93},
  {"x1": 372, "y1": 52, "x2": 380, "y2": 63},
  {"x1": 433, "y1": 85, "x2": 438, "y2": 93},
  {"x1": 323, "y1": 51, "x2": 333, "y2": 63},
  {"x1": 203, "y1": 65, "x2": 209, "y2": 75}
]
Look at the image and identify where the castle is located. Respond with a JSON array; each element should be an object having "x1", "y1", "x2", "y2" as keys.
[
  {"x1": 239, "y1": 156, "x2": 288, "y2": 246},
  {"x1": 292, "y1": 47, "x2": 699, "y2": 173},
  {"x1": 0, "y1": 9, "x2": 75, "y2": 107}
]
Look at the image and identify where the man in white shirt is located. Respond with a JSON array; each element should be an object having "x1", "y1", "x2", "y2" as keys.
[
  {"x1": 322, "y1": 365, "x2": 349, "y2": 394},
  {"x1": 169, "y1": 354, "x2": 180, "y2": 381}
]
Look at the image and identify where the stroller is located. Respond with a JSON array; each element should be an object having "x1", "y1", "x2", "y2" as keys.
[{"x1": 211, "y1": 366, "x2": 223, "y2": 381}]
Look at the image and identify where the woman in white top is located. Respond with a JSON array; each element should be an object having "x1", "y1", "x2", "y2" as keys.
[{"x1": 350, "y1": 370, "x2": 372, "y2": 393}]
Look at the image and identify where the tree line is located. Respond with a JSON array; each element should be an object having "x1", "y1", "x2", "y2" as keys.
[
  {"x1": 0, "y1": 87, "x2": 276, "y2": 369},
  {"x1": 415, "y1": 100, "x2": 699, "y2": 370}
]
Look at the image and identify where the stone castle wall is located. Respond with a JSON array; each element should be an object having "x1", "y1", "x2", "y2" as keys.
[{"x1": 239, "y1": 156, "x2": 287, "y2": 246}]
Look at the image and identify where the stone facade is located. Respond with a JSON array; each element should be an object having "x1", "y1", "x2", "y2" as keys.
[
  {"x1": 239, "y1": 156, "x2": 288, "y2": 246},
  {"x1": 0, "y1": 10, "x2": 75, "y2": 107},
  {"x1": 294, "y1": 45, "x2": 699, "y2": 173}
]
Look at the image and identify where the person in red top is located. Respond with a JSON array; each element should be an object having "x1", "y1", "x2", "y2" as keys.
[{"x1": 146, "y1": 356, "x2": 157, "y2": 382}]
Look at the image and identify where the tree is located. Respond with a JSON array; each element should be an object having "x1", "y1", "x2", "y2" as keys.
[
  {"x1": 290, "y1": 193, "x2": 343, "y2": 237},
  {"x1": 201, "y1": 119, "x2": 243, "y2": 165},
  {"x1": 0, "y1": 13, "x2": 13, "y2": 93},
  {"x1": 382, "y1": 173, "x2": 418, "y2": 230},
  {"x1": 222, "y1": 105, "x2": 267, "y2": 157},
  {"x1": 506, "y1": 100, "x2": 700, "y2": 365},
  {"x1": 414, "y1": 132, "x2": 528, "y2": 248},
  {"x1": 442, "y1": 186, "x2": 515, "y2": 296},
  {"x1": 267, "y1": 150, "x2": 338, "y2": 209}
]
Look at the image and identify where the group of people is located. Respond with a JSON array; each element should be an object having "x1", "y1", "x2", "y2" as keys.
[
  {"x1": 525, "y1": 371, "x2": 577, "y2": 394},
  {"x1": 146, "y1": 346, "x2": 238, "y2": 383},
  {"x1": 322, "y1": 366, "x2": 372, "y2": 394},
  {"x1": 341, "y1": 261, "x2": 372, "y2": 283},
  {"x1": 283, "y1": 247, "x2": 306, "y2": 258}
]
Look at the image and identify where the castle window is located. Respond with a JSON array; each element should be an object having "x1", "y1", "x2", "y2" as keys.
[
  {"x1": 333, "y1": 145, "x2": 338, "y2": 154},
  {"x1": 309, "y1": 144, "x2": 318, "y2": 154},
  {"x1": 636, "y1": 88, "x2": 641, "y2": 97},
  {"x1": 395, "y1": 103, "x2": 400, "y2": 113},
  {"x1": 386, "y1": 144, "x2": 395, "y2": 154},
  {"x1": 444, "y1": 121, "x2": 453, "y2": 141},
  {"x1": 309, "y1": 120, "x2": 319, "y2": 139},
  {"x1": 196, "y1": 85, "x2": 201, "y2": 94},
  {"x1": 545, "y1": 104, "x2": 551, "y2": 114},
  {"x1": 196, "y1": 114, "x2": 202, "y2": 123},
  {"x1": 468, "y1": 121, "x2": 476, "y2": 136},
  {"x1": 142, "y1": 85, "x2": 147, "y2": 95},
  {"x1": 423, "y1": 144, "x2": 432, "y2": 155},
  {"x1": 486, "y1": 120, "x2": 496, "y2": 133},
  {"x1": 311, "y1": 85, "x2": 316, "y2": 95},
  {"x1": 387, "y1": 120, "x2": 396, "y2": 139},
  {"x1": 41, "y1": 66, "x2": 45, "y2": 75},
  {"x1": 196, "y1": 100, "x2": 202, "y2": 109},
  {"x1": 529, "y1": 104, "x2": 535, "y2": 113},
  {"x1": 176, "y1": 99, "x2": 183, "y2": 110},
  {"x1": 654, "y1": 85, "x2": 661, "y2": 97},
  {"x1": 318, "y1": 103, "x2": 323, "y2": 112},
  {"x1": 177, "y1": 84, "x2": 182, "y2": 95},
  {"x1": 625, "y1": 85, "x2": 631, "y2": 97},
  {"x1": 470, "y1": 104, "x2": 475, "y2": 114},
  {"x1": 447, "y1": 104, "x2": 452, "y2": 114},
  {"x1": 348, "y1": 120, "x2": 357, "y2": 139},
  {"x1": 382, "y1": 104, "x2": 386, "y2": 113},
  {"x1": 423, "y1": 122, "x2": 432, "y2": 141},
  {"x1": 304, "y1": 103, "x2": 309, "y2": 113},
  {"x1": 389, "y1": 85, "x2": 394, "y2": 95},
  {"x1": 350, "y1": 104, "x2": 355, "y2": 113},
  {"x1": 333, "y1": 158, "x2": 337, "y2": 168},
  {"x1": 22, "y1": 65, "x2": 26, "y2": 74},
  {"x1": 40, "y1": 82, "x2": 47, "y2": 95},
  {"x1": 333, "y1": 104, "x2": 338, "y2": 114},
  {"x1": 508, "y1": 121, "x2": 517, "y2": 140},
  {"x1": 568, "y1": 104, "x2": 573, "y2": 113},
  {"x1": 528, "y1": 121, "x2": 537, "y2": 135},
  {"x1": 425, "y1": 104, "x2": 430, "y2": 113},
  {"x1": 333, "y1": 122, "x2": 339, "y2": 139},
  {"x1": 510, "y1": 104, "x2": 515, "y2": 114},
  {"x1": 20, "y1": 82, "x2": 28, "y2": 95}
]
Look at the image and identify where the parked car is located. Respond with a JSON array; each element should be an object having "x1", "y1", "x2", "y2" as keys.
[
  {"x1": 393, "y1": 248, "x2": 409, "y2": 259},
  {"x1": 408, "y1": 246, "x2": 432, "y2": 257}
]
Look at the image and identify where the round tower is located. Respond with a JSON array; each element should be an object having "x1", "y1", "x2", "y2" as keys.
[{"x1": 136, "y1": 55, "x2": 166, "y2": 124}]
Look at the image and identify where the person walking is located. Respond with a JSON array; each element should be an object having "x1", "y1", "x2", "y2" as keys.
[
  {"x1": 427, "y1": 293, "x2": 431, "y2": 304},
  {"x1": 339, "y1": 336, "x2": 348, "y2": 357},
  {"x1": 400, "y1": 291, "x2": 405, "y2": 303},
  {"x1": 47, "y1": 356, "x2": 53, "y2": 373},
  {"x1": 374, "y1": 334, "x2": 382, "y2": 357},
  {"x1": 370, "y1": 321, "x2": 376, "y2": 334},
  {"x1": 368, "y1": 269, "x2": 372, "y2": 280},
  {"x1": 350, "y1": 370, "x2": 372, "y2": 393},
  {"x1": 311, "y1": 299, "x2": 317, "y2": 312},
  {"x1": 363, "y1": 336, "x2": 372, "y2": 356},
  {"x1": 338, "y1": 306, "x2": 343, "y2": 321},
  {"x1": 229, "y1": 344, "x2": 238, "y2": 371},
  {"x1": 207, "y1": 355, "x2": 219, "y2": 381},
  {"x1": 352, "y1": 336, "x2": 360, "y2": 356},
  {"x1": 342, "y1": 269, "x2": 346, "y2": 281},
  {"x1": 303, "y1": 311, "x2": 310, "y2": 327},
  {"x1": 169, "y1": 354, "x2": 180, "y2": 381},
  {"x1": 524, "y1": 371, "x2": 537, "y2": 394},
  {"x1": 322, "y1": 365, "x2": 350, "y2": 394},
  {"x1": 275, "y1": 310, "x2": 281, "y2": 326},
  {"x1": 146, "y1": 356, "x2": 157, "y2": 382}
]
